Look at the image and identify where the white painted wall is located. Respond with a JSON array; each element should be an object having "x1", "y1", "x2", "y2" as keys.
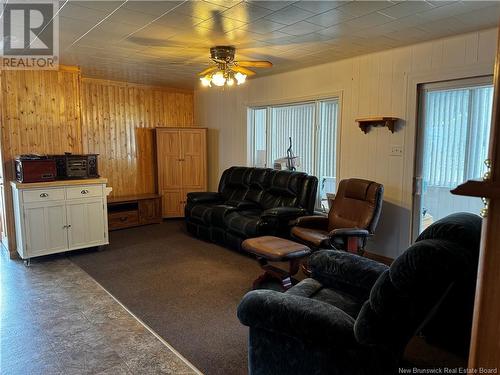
[{"x1": 194, "y1": 28, "x2": 497, "y2": 258}]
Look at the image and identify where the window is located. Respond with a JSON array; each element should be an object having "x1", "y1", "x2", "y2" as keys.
[
  {"x1": 248, "y1": 98, "x2": 339, "y2": 210},
  {"x1": 422, "y1": 85, "x2": 493, "y2": 188},
  {"x1": 415, "y1": 78, "x2": 493, "y2": 234}
]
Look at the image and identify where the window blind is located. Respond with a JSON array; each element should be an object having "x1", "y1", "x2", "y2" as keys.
[{"x1": 423, "y1": 86, "x2": 493, "y2": 188}]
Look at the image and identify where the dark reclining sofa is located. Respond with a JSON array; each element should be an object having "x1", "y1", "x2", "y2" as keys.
[{"x1": 185, "y1": 166, "x2": 318, "y2": 250}]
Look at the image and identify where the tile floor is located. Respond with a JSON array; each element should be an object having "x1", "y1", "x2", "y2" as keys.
[{"x1": 0, "y1": 250, "x2": 200, "y2": 375}]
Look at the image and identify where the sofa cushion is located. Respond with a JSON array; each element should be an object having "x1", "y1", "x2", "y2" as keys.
[
  {"x1": 225, "y1": 209, "x2": 263, "y2": 238},
  {"x1": 291, "y1": 226, "x2": 330, "y2": 248}
]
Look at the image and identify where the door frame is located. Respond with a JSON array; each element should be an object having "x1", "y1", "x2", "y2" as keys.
[
  {"x1": 412, "y1": 75, "x2": 494, "y2": 240},
  {"x1": 403, "y1": 63, "x2": 494, "y2": 249}
]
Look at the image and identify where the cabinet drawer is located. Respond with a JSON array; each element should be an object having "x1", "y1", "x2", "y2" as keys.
[
  {"x1": 23, "y1": 188, "x2": 65, "y2": 203},
  {"x1": 108, "y1": 210, "x2": 139, "y2": 230},
  {"x1": 66, "y1": 185, "x2": 102, "y2": 199}
]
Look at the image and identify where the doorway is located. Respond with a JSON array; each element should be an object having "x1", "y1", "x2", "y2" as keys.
[{"x1": 413, "y1": 76, "x2": 494, "y2": 236}]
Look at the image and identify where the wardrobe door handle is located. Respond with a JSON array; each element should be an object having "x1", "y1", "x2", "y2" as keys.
[
  {"x1": 81, "y1": 189, "x2": 89, "y2": 195},
  {"x1": 40, "y1": 193, "x2": 48, "y2": 198}
]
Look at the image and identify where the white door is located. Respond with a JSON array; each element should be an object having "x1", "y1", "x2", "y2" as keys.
[
  {"x1": 24, "y1": 203, "x2": 68, "y2": 256},
  {"x1": 414, "y1": 77, "x2": 494, "y2": 236},
  {"x1": 67, "y1": 199, "x2": 106, "y2": 249}
]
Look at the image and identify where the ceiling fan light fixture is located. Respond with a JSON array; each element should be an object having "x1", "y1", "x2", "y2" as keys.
[
  {"x1": 226, "y1": 77, "x2": 234, "y2": 86},
  {"x1": 212, "y1": 71, "x2": 226, "y2": 87},
  {"x1": 235, "y1": 72, "x2": 246, "y2": 85},
  {"x1": 200, "y1": 75, "x2": 212, "y2": 87}
]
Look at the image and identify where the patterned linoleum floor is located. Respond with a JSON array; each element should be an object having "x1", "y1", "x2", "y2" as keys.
[{"x1": 0, "y1": 250, "x2": 201, "y2": 375}]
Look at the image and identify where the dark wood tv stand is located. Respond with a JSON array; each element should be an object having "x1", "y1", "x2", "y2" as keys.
[{"x1": 107, "y1": 194, "x2": 161, "y2": 230}]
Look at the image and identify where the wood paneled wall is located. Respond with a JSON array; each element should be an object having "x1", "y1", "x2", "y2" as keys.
[
  {"x1": 0, "y1": 67, "x2": 83, "y2": 256},
  {"x1": 80, "y1": 78, "x2": 194, "y2": 198},
  {"x1": 0, "y1": 71, "x2": 194, "y2": 256}
]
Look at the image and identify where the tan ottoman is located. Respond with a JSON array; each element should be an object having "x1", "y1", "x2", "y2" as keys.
[{"x1": 242, "y1": 236, "x2": 311, "y2": 290}]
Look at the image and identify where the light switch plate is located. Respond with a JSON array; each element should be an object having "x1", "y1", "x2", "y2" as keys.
[{"x1": 390, "y1": 145, "x2": 403, "y2": 156}]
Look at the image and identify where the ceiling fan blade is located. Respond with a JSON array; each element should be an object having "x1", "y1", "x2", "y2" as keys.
[
  {"x1": 236, "y1": 60, "x2": 273, "y2": 68},
  {"x1": 197, "y1": 66, "x2": 217, "y2": 76},
  {"x1": 232, "y1": 66, "x2": 256, "y2": 76}
]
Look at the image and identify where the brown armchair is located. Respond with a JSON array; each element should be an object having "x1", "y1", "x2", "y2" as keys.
[{"x1": 291, "y1": 178, "x2": 384, "y2": 253}]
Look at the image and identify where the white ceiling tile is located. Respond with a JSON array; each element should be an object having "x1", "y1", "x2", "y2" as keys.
[
  {"x1": 73, "y1": 1, "x2": 126, "y2": 13},
  {"x1": 278, "y1": 21, "x2": 325, "y2": 36},
  {"x1": 379, "y1": 1, "x2": 435, "y2": 19},
  {"x1": 60, "y1": 3, "x2": 107, "y2": 24},
  {"x1": 306, "y1": 8, "x2": 355, "y2": 27},
  {"x1": 222, "y1": 2, "x2": 273, "y2": 22},
  {"x1": 293, "y1": 1, "x2": 345, "y2": 13},
  {"x1": 104, "y1": 7, "x2": 159, "y2": 26},
  {"x1": 344, "y1": 11, "x2": 394, "y2": 29},
  {"x1": 242, "y1": 18, "x2": 287, "y2": 34},
  {"x1": 197, "y1": 16, "x2": 247, "y2": 32},
  {"x1": 338, "y1": 1, "x2": 395, "y2": 17},
  {"x1": 246, "y1": 1, "x2": 295, "y2": 11},
  {"x1": 264, "y1": 5, "x2": 315, "y2": 25},
  {"x1": 123, "y1": 1, "x2": 184, "y2": 16},
  {"x1": 59, "y1": 0, "x2": 500, "y2": 88},
  {"x1": 176, "y1": 0, "x2": 235, "y2": 21}
]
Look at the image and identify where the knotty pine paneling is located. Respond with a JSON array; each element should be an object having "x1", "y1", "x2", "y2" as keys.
[
  {"x1": 0, "y1": 67, "x2": 83, "y2": 256},
  {"x1": 80, "y1": 78, "x2": 194, "y2": 198}
]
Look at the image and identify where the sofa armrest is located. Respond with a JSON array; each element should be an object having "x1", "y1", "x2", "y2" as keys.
[
  {"x1": 186, "y1": 192, "x2": 222, "y2": 204},
  {"x1": 310, "y1": 250, "x2": 388, "y2": 299},
  {"x1": 225, "y1": 200, "x2": 260, "y2": 210},
  {"x1": 294, "y1": 215, "x2": 329, "y2": 230},
  {"x1": 261, "y1": 207, "x2": 307, "y2": 220},
  {"x1": 238, "y1": 289, "x2": 357, "y2": 348}
]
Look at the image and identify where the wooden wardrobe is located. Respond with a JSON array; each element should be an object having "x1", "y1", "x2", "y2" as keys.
[{"x1": 156, "y1": 127, "x2": 207, "y2": 218}]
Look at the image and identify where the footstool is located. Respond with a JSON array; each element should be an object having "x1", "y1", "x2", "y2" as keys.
[{"x1": 242, "y1": 236, "x2": 311, "y2": 290}]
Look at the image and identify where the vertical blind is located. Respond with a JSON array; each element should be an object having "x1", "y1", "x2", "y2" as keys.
[
  {"x1": 249, "y1": 99, "x2": 339, "y2": 208},
  {"x1": 423, "y1": 85, "x2": 493, "y2": 188}
]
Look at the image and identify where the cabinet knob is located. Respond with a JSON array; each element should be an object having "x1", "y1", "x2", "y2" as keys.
[
  {"x1": 81, "y1": 189, "x2": 89, "y2": 195},
  {"x1": 40, "y1": 193, "x2": 48, "y2": 198}
]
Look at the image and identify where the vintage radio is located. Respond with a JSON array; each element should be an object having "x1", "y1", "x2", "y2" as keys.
[
  {"x1": 15, "y1": 155, "x2": 57, "y2": 183},
  {"x1": 52, "y1": 153, "x2": 99, "y2": 179}
]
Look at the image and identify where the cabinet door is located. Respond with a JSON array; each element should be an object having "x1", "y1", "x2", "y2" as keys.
[
  {"x1": 67, "y1": 199, "x2": 106, "y2": 249},
  {"x1": 24, "y1": 203, "x2": 67, "y2": 256},
  {"x1": 180, "y1": 130, "x2": 206, "y2": 189},
  {"x1": 161, "y1": 190, "x2": 183, "y2": 217},
  {"x1": 138, "y1": 198, "x2": 161, "y2": 224},
  {"x1": 157, "y1": 129, "x2": 182, "y2": 189}
]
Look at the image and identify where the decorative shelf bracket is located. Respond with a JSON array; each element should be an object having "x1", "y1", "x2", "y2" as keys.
[{"x1": 356, "y1": 117, "x2": 399, "y2": 134}]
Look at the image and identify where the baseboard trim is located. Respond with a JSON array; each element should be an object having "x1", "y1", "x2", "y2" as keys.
[{"x1": 364, "y1": 251, "x2": 394, "y2": 265}]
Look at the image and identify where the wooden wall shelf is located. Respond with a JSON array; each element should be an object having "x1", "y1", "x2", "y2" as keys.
[
  {"x1": 451, "y1": 180, "x2": 500, "y2": 199},
  {"x1": 356, "y1": 117, "x2": 399, "y2": 133}
]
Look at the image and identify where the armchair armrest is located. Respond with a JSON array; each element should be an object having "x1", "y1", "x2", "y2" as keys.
[
  {"x1": 261, "y1": 207, "x2": 307, "y2": 220},
  {"x1": 294, "y1": 215, "x2": 329, "y2": 230},
  {"x1": 329, "y1": 228, "x2": 370, "y2": 238},
  {"x1": 186, "y1": 192, "x2": 222, "y2": 204},
  {"x1": 310, "y1": 250, "x2": 388, "y2": 299},
  {"x1": 237, "y1": 290, "x2": 357, "y2": 348}
]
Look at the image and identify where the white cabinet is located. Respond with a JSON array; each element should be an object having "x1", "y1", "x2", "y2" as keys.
[{"x1": 11, "y1": 179, "x2": 111, "y2": 261}]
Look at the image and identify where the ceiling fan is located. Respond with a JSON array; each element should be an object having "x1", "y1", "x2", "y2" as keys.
[{"x1": 198, "y1": 46, "x2": 272, "y2": 87}]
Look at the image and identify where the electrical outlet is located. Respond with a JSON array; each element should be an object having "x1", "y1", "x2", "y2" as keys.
[{"x1": 390, "y1": 145, "x2": 403, "y2": 156}]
